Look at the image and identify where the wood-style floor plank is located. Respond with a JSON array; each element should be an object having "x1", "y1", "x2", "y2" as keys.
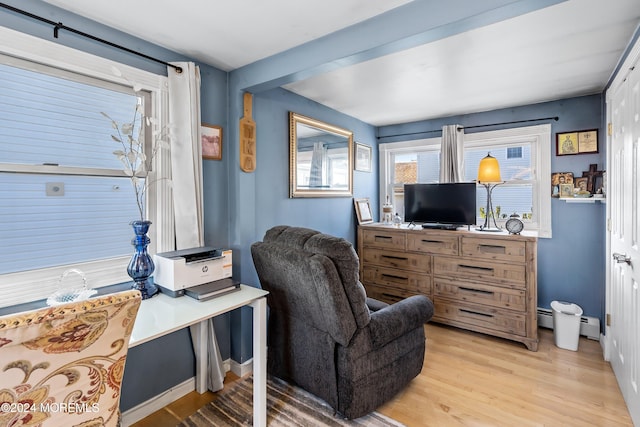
[
  {"x1": 130, "y1": 325, "x2": 632, "y2": 426},
  {"x1": 377, "y1": 324, "x2": 632, "y2": 427}
]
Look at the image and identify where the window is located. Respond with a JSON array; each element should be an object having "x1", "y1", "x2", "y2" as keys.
[
  {"x1": 0, "y1": 27, "x2": 171, "y2": 307},
  {"x1": 379, "y1": 125, "x2": 551, "y2": 237},
  {"x1": 380, "y1": 138, "x2": 440, "y2": 219},
  {"x1": 507, "y1": 146, "x2": 523, "y2": 159}
]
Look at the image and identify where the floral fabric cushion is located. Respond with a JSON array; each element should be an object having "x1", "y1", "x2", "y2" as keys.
[{"x1": 0, "y1": 289, "x2": 141, "y2": 427}]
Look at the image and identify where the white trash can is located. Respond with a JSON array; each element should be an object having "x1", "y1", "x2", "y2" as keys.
[{"x1": 551, "y1": 301, "x2": 583, "y2": 351}]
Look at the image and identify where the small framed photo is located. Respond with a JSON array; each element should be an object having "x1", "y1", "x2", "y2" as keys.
[
  {"x1": 551, "y1": 172, "x2": 574, "y2": 197},
  {"x1": 354, "y1": 198, "x2": 374, "y2": 224},
  {"x1": 559, "y1": 183, "x2": 574, "y2": 198},
  {"x1": 354, "y1": 142, "x2": 372, "y2": 172},
  {"x1": 202, "y1": 124, "x2": 223, "y2": 160},
  {"x1": 556, "y1": 129, "x2": 598, "y2": 156},
  {"x1": 574, "y1": 177, "x2": 589, "y2": 193}
]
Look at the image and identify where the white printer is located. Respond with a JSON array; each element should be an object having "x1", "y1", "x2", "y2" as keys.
[{"x1": 154, "y1": 247, "x2": 232, "y2": 297}]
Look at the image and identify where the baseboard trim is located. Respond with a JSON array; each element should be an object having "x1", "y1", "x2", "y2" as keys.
[
  {"x1": 121, "y1": 358, "x2": 247, "y2": 426},
  {"x1": 230, "y1": 357, "x2": 253, "y2": 377},
  {"x1": 121, "y1": 377, "x2": 194, "y2": 426}
]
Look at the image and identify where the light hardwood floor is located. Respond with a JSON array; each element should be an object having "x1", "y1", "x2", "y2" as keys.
[{"x1": 130, "y1": 324, "x2": 633, "y2": 426}]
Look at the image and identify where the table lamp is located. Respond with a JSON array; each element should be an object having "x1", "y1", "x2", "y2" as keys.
[{"x1": 477, "y1": 152, "x2": 503, "y2": 232}]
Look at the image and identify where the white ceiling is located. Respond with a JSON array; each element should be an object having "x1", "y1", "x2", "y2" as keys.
[{"x1": 41, "y1": 0, "x2": 640, "y2": 126}]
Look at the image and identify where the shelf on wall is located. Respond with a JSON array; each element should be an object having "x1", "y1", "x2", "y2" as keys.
[{"x1": 559, "y1": 197, "x2": 606, "y2": 204}]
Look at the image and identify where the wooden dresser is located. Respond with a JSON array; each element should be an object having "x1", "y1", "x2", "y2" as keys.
[{"x1": 357, "y1": 223, "x2": 538, "y2": 351}]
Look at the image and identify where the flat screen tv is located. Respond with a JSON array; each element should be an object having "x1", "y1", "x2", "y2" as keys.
[{"x1": 404, "y1": 183, "x2": 477, "y2": 228}]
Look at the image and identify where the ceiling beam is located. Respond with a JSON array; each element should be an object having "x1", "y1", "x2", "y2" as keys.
[{"x1": 231, "y1": 0, "x2": 568, "y2": 94}]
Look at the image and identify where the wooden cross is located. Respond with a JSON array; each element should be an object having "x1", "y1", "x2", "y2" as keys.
[{"x1": 582, "y1": 164, "x2": 603, "y2": 193}]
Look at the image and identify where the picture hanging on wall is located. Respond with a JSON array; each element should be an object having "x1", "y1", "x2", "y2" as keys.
[
  {"x1": 202, "y1": 124, "x2": 223, "y2": 160},
  {"x1": 354, "y1": 142, "x2": 372, "y2": 172},
  {"x1": 556, "y1": 129, "x2": 598, "y2": 156}
]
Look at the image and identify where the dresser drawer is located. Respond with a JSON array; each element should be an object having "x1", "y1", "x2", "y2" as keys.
[
  {"x1": 433, "y1": 278, "x2": 526, "y2": 311},
  {"x1": 363, "y1": 266, "x2": 431, "y2": 294},
  {"x1": 462, "y1": 237, "x2": 526, "y2": 263},
  {"x1": 433, "y1": 256, "x2": 526, "y2": 287},
  {"x1": 361, "y1": 248, "x2": 431, "y2": 273},
  {"x1": 364, "y1": 283, "x2": 423, "y2": 305},
  {"x1": 433, "y1": 297, "x2": 526, "y2": 336},
  {"x1": 362, "y1": 229, "x2": 406, "y2": 251},
  {"x1": 407, "y1": 233, "x2": 459, "y2": 255}
]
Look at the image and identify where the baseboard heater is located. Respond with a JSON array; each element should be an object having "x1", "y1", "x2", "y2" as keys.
[{"x1": 537, "y1": 307, "x2": 600, "y2": 340}]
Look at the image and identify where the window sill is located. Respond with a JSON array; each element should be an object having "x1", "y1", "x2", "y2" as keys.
[{"x1": 0, "y1": 281, "x2": 134, "y2": 316}]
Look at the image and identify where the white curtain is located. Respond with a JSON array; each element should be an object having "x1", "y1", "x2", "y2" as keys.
[
  {"x1": 167, "y1": 62, "x2": 204, "y2": 249},
  {"x1": 168, "y1": 62, "x2": 225, "y2": 392},
  {"x1": 309, "y1": 141, "x2": 325, "y2": 187},
  {"x1": 439, "y1": 124, "x2": 465, "y2": 183}
]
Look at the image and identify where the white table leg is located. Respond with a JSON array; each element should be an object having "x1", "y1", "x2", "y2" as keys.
[
  {"x1": 251, "y1": 296, "x2": 267, "y2": 427},
  {"x1": 189, "y1": 320, "x2": 208, "y2": 393}
]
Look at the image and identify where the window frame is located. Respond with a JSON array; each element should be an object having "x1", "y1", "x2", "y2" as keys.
[
  {"x1": 0, "y1": 26, "x2": 173, "y2": 308},
  {"x1": 379, "y1": 124, "x2": 551, "y2": 237}
]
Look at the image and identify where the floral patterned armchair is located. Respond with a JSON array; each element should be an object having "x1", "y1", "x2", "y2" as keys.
[{"x1": 0, "y1": 289, "x2": 141, "y2": 427}]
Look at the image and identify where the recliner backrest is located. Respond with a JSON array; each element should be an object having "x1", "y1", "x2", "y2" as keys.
[{"x1": 253, "y1": 226, "x2": 371, "y2": 344}]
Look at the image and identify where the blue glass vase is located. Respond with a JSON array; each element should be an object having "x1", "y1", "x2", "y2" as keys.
[{"x1": 127, "y1": 220, "x2": 158, "y2": 299}]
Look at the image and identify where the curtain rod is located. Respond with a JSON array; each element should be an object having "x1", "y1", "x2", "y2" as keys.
[
  {"x1": 0, "y1": 3, "x2": 182, "y2": 73},
  {"x1": 377, "y1": 116, "x2": 559, "y2": 139}
]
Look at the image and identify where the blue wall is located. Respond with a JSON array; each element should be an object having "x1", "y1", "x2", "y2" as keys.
[
  {"x1": 379, "y1": 94, "x2": 607, "y2": 322},
  {"x1": 223, "y1": 87, "x2": 378, "y2": 363}
]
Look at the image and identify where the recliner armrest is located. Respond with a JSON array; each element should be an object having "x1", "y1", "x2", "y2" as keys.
[
  {"x1": 366, "y1": 297, "x2": 389, "y2": 312},
  {"x1": 367, "y1": 295, "x2": 434, "y2": 348}
]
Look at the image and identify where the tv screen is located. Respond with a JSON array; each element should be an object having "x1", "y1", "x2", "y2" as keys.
[{"x1": 404, "y1": 183, "x2": 477, "y2": 226}]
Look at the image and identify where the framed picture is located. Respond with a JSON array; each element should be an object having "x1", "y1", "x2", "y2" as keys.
[
  {"x1": 202, "y1": 124, "x2": 223, "y2": 160},
  {"x1": 354, "y1": 198, "x2": 374, "y2": 224},
  {"x1": 556, "y1": 129, "x2": 598, "y2": 156},
  {"x1": 574, "y1": 177, "x2": 589, "y2": 193},
  {"x1": 559, "y1": 183, "x2": 574, "y2": 198},
  {"x1": 551, "y1": 172, "x2": 574, "y2": 197},
  {"x1": 354, "y1": 142, "x2": 372, "y2": 172}
]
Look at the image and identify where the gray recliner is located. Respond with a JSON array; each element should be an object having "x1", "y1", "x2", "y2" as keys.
[{"x1": 251, "y1": 225, "x2": 434, "y2": 419}]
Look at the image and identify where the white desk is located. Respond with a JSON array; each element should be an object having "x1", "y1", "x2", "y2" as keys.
[{"x1": 129, "y1": 284, "x2": 269, "y2": 427}]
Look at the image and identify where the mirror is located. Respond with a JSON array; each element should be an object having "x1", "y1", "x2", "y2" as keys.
[{"x1": 289, "y1": 112, "x2": 353, "y2": 198}]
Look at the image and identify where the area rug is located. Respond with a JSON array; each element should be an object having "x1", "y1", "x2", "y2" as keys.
[{"x1": 178, "y1": 375, "x2": 405, "y2": 426}]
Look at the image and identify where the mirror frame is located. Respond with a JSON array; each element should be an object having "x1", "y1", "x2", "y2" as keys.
[{"x1": 289, "y1": 112, "x2": 353, "y2": 198}]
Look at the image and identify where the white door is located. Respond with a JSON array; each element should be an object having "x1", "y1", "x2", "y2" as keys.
[{"x1": 608, "y1": 58, "x2": 640, "y2": 426}]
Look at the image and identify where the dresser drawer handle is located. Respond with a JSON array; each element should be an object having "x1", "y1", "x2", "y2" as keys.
[
  {"x1": 381, "y1": 273, "x2": 408, "y2": 282},
  {"x1": 421, "y1": 239, "x2": 443, "y2": 244},
  {"x1": 458, "y1": 264, "x2": 494, "y2": 272},
  {"x1": 459, "y1": 286, "x2": 494, "y2": 295},
  {"x1": 381, "y1": 293, "x2": 404, "y2": 302},
  {"x1": 460, "y1": 309, "x2": 494, "y2": 318},
  {"x1": 381, "y1": 255, "x2": 409, "y2": 261},
  {"x1": 374, "y1": 235, "x2": 392, "y2": 240},
  {"x1": 478, "y1": 244, "x2": 506, "y2": 253}
]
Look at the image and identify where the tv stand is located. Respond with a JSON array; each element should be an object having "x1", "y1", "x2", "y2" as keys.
[{"x1": 421, "y1": 223, "x2": 458, "y2": 230}]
